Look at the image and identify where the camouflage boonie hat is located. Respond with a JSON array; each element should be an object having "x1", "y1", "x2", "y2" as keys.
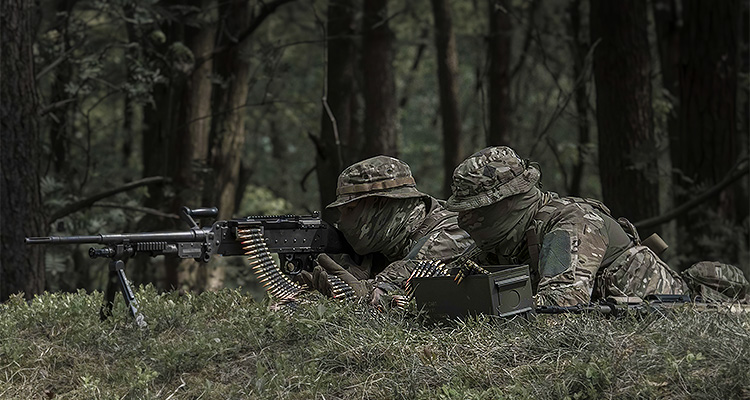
[
  {"x1": 326, "y1": 155, "x2": 428, "y2": 208},
  {"x1": 682, "y1": 261, "x2": 750, "y2": 302},
  {"x1": 446, "y1": 146, "x2": 540, "y2": 212}
]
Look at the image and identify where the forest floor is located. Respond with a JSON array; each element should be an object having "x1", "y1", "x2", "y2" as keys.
[{"x1": 1, "y1": 287, "x2": 749, "y2": 400}]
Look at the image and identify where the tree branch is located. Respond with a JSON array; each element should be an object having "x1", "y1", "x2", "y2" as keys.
[
  {"x1": 299, "y1": 165, "x2": 316, "y2": 192},
  {"x1": 634, "y1": 159, "x2": 750, "y2": 230},
  {"x1": 91, "y1": 202, "x2": 180, "y2": 220},
  {"x1": 508, "y1": 0, "x2": 539, "y2": 80},
  {"x1": 195, "y1": 0, "x2": 297, "y2": 66},
  {"x1": 47, "y1": 176, "x2": 170, "y2": 223}
]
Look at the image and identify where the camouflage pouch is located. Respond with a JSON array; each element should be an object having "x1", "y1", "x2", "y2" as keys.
[
  {"x1": 682, "y1": 261, "x2": 750, "y2": 303},
  {"x1": 594, "y1": 245, "x2": 689, "y2": 300}
]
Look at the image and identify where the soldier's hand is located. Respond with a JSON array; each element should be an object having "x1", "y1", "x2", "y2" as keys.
[
  {"x1": 325, "y1": 253, "x2": 370, "y2": 280},
  {"x1": 316, "y1": 254, "x2": 371, "y2": 299},
  {"x1": 296, "y1": 266, "x2": 335, "y2": 297}
]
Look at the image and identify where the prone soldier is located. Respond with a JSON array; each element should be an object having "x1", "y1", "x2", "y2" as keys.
[
  {"x1": 446, "y1": 146, "x2": 689, "y2": 307},
  {"x1": 301, "y1": 155, "x2": 475, "y2": 304}
]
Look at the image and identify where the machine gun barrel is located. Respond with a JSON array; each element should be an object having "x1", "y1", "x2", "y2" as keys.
[{"x1": 25, "y1": 229, "x2": 210, "y2": 245}]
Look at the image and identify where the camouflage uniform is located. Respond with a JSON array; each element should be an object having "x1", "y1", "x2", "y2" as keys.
[
  {"x1": 446, "y1": 146, "x2": 688, "y2": 307},
  {"x1": 316, "y1": 155, "x2": 474, "y2": 299}
]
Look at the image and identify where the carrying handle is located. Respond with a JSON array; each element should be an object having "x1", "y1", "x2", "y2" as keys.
[{"x1": 180, "y1": 206, "x2": 219, "y2": 228}]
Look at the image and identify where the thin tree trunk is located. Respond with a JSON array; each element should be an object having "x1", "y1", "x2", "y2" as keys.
[
  {"x1": 48, "y1": 0, "x2": 77, "y2": 176},
  {"x1": 140, "y1": 17, "x2": 185, "y2": 288},
  {"x1": 431, "y1": 0, "x2": 463, "y2": 198},
  {"x1": 347, "y1": 80, "x2": 362, "y2": 167},
  {"x1": 317, "y1": 0, "x2": 356, "y2": 222},
  {"x1": 170, "y1": 0, "x2": 218, "y2": 291},
  {"x1": 127, "y1": 3, "x2": 170, "y2": 289},
  {"x1": 362, "y1": 0, "x2": 399, "y2": 158},
  {"x1": 204, "y1": 0, "x2": 254, "y2": 290},
  {"x1": 487, "y1": 0, "x2": 512, "y2": 147},
  {"x1": 591, "y1": 0, "x2": 659, "y2": 229},
  {"x1": 1, "y1": 0, "x2": 45, "y2": 300},
  {"x1": 566, "y1": 0, "x2": 589, "y2": 197},
  {"x1": 652, "y1": 0, "x2": 680, "y2": 143},
  {"x1": 208, "y1": 0, "x2": 252, "y2": 222}
]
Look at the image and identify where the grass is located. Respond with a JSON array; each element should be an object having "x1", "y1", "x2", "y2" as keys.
[{"x1": 1, "y1": 287, "x2": 749, "y2": 399}]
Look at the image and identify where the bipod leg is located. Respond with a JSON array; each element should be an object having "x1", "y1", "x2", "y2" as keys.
[
  {"x1": 102, "y1": 259, "x2": 148, "y2": 328},
  {"x1": 100, "y1": 268, "x2": 118, "y2": 321}
]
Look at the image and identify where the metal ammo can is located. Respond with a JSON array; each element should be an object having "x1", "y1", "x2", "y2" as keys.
[{"x1": 411, "y1": 265, "x2": 534, "y2": 319}]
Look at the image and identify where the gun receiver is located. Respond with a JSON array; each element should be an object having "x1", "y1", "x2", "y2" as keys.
[{"x1": 25, "y1": 207, "x2": 353, "y2": 326}]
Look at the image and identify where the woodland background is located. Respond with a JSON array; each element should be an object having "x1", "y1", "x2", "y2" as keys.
[{"x1": 1, "y1": 0, "x2": 749, "y2": 300}]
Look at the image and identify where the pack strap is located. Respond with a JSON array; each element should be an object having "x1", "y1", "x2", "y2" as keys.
[
  {"x1": 412, "y1": 198, "x2": 455, "y2": 239},
  {"x1": 525, "y1": 226, "x2": 540, "y2": 274}
]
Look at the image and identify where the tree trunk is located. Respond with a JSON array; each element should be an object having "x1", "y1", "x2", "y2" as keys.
[
  {"x1": 566, "y1": 0, "x2": 590, "y2": 197},
  {"x1": 139, "y1": 15, "x2": 190, "y2": 289},
  {"x1": 136, "y1": 1, "x2": 219, "y2": 290},
  {"x1": 207, "y1": 0, "x2": 253, "y2": 223},
  {"x1": 203, "y1": 0, "x2": 254, "y2": 290},
  {"x1": 672, "y1": 0, "x2": 739, "y2": 220},
  {"x1": 317, "y1": 0, "x2": 356, "y2": 223},
  {"x1": 362, "y1": 0, "x2": 399, "y2": 158},
  {"x1": 667, "y1": 0, "x2": 741, "y2": 268},
  {"x1": 169, "y1": 0, "x2": 218, "y2": 291},
  {"x1": 0, "y1": 0, "x2": 45, "y2": 301},
  {"x1": 591, "y1": 0, "x2": 659, "y2": 228},
  {"x1": 652, "y1": 0, "x2": 680, "y2": 143},
  {"x1": 487, "y1": 0, "x2": 512, "y2": 147},
  {"x1": 48, "y1": 0, "x2": 77, "y2": 176},
  {"x1": 431, "y1": 0, "x2": 463, "y2": 198},
  {"x1": 128, "y1": 3, "x2": 172, "y2": 289},
  {"x1": 176, "y1": 0, "x2": 218, "y2": 212}
]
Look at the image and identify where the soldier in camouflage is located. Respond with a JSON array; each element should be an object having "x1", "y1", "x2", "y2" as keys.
[
  {"x1": 446, "y1": 146, "x2": 689, "y2": 307},
  {"x1": 302, "y1": 155, "x2": 474, "y2": 304}
]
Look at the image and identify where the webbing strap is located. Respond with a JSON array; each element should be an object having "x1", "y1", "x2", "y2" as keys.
[
  {"x1": 525, "y1": 226, "x2": 540, "y2": 273},
  {"x1": 337, "y1": 176, "x2": 416, "y2": 195}
]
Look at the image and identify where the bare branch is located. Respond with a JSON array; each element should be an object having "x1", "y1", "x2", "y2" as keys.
[
  {"x1": 528, "y1": 39, "x2": 600, "y2": 158},
  {"x1": 299, "y1": 165, "x2": 316, "y2": 192},
  {"x1": 195, "y1": 0, "x2": 297, "y2": 66},
  {"x1": 35, "y1": 40, "x2": 86, "y2": 81},
  {"x1": 91, "y1": 202, "x2": 180, "y2": 220},
  {"x1": 635, "y1": 159, "x2": 750, "y2": 230},
  {"x1": 47, "y1": 176, "x2": 171, "y2": 223}
]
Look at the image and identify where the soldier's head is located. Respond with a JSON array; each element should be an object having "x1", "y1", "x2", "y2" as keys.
[
  {"x1": 327, "y1": 155, "x2": 428, "y2": 259},
  {"x1": 446, "y1": 146, "x2": 540, "y2": 212},
  {"x1": 446, "y1": 146, "x2": 541, "y2": 257}
]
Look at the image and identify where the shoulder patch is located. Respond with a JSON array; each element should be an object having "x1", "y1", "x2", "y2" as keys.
[{"x1": 539, "y1": 230, "x2": 573, "y2": 277}]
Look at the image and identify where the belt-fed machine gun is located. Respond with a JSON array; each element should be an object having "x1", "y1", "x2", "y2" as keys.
[{"x1": 25, "y1": 207, "x2": 354, "y2": 327}]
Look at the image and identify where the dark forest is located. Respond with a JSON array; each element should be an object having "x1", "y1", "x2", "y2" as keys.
[{"x1": 2, "y1": 0, "x2": 748, "y2": 299}]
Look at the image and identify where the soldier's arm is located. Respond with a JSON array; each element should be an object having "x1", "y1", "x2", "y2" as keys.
[{"x1": 535, "y1": 205, "x2": 610, "y2": 307}]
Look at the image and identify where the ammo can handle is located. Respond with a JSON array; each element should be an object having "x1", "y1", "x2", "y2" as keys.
[{"x1": 494, "y1": 275, "x2": 529, "y2": 289}]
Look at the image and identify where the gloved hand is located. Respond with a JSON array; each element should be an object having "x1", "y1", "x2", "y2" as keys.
[
  {"x1": 325, "y1": 253, "x2": 370, "y2": 280},
  {"x1": 316, "y1": 254, "x2": 371, "y2": 299},
  {"x1": 296, "y1": 266, "x2": 335, "y2": 297}
]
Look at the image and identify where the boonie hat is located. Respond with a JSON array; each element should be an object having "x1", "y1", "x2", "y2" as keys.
[
  {"x1": 446, "y1": 146, "x2": 540, "y2": 212},
  {"x1": 326, "y1": 155, "x2": 427, "y2": 208}
]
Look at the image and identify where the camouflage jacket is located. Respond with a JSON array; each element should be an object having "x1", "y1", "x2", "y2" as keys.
[
  {"x1": 489, "y1": 196, "x2": 687, "y2": 306},
  {"x1": 367, "y1": 197, "x2": 474, "y2": 291}
]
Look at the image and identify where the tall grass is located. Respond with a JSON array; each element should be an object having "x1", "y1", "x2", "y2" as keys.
[{"x1": 1, "y1": 287, "x2": 748, "y2": 399}]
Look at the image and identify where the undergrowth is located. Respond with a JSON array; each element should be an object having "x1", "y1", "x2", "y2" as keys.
[{"x1": 1, "y1": 287, "x2": 748, "y2": 399}]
